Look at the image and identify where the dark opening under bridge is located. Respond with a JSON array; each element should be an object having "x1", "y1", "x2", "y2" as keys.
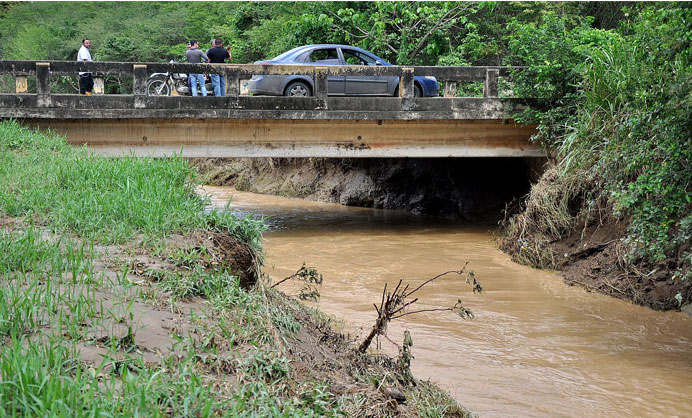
[{"x1": 0, "y1": 60, "x2": 541, "y2": 158}]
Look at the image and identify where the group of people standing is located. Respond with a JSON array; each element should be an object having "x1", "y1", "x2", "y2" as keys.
[
  {"x1": 75, "y1": 37, "x2": 232, "y2": 97},
  {"x1": 185, "y1": 39, "x2": 232, "y2": 97}
]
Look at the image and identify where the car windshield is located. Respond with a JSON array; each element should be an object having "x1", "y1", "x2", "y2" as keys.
[{"x1": 271, "y1": 46, "x2": 306, "y2": 61}]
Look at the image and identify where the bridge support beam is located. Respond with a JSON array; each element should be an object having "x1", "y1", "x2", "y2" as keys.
[{"x1": 24, "y1": 118, "x2": 541, "y2": 158}]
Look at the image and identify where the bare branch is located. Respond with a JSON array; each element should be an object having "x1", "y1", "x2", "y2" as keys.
[
  {"x1": 407, "y1": 4, "x2": 472, "y2": 61},
  {"x1": 358, "y1": 265, "x2": 481, "y2": 353},
  {"x1": 392, "y1": 306, "x2": 456, "y2": 319},
  {"x1": 407, "y1": 263, "x2": 468, "y2": 297},
  {"x1": 331, "y1": 23, "x2": 370, "y2": 40},
  {"x1": 270, "y1": 270, "x2": 300, "y2": 289}
]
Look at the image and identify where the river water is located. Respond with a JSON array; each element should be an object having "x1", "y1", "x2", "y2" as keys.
[{"x1": 205, "y1": 186, "x2": 692, "y2": 418}]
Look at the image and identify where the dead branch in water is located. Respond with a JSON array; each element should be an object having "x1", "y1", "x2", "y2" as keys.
[
  {"x1": 358, "y1": 264, "x2": 482, "y2": 353},
  {"x1": 271, "y1": 262, "x2": 323, "y2": 302}
]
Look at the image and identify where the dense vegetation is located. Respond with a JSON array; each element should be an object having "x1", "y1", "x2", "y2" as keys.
[
  {"x1": 502, "y1": 4, "x2": 691, "y2": 304},
  {"x1": 0, "y1": 1, "x2": 624, "y2": 65},
  {"x1": 0, "y1": 2, "x2": 688, "y2": 294}
]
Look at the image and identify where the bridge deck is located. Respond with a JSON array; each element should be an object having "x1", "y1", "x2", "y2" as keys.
[
  {"x1": 0, "y1": 94, "x2": 520, "y2": 120},
  {"x1": 26, "y1": 118, "x2": 540, "y2": 158}
]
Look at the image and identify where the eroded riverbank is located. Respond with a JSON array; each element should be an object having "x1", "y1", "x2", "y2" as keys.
[
  {"x1": 192, "y1": 157, "x2": 541, "y2": 221},
  {"x1": 206, "y1": 186, "x2": 692, "y2": 418}
]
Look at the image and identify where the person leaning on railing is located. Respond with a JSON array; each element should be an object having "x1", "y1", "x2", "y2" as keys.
[
  {"x1": 206, "y1": 38, "x2": 231, "y2": 97},
  {"x1": 77, "y1": 38, "x2": 93, "y2": 95}
]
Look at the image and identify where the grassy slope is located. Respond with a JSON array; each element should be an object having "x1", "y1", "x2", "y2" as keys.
[{"x1": 0, "y1": 120, "x2": 471, "y2": 417}]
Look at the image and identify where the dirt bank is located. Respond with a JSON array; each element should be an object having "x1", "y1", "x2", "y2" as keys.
[
  {"x1": 500, "y1": 167, "x2": 692, "y2": 312},
  {"x1": 511, "y1": 218, "x2": 689, "y2": 310},
  {"x1": 191, "y1": 157, "x2": 541, "y2": 222}
]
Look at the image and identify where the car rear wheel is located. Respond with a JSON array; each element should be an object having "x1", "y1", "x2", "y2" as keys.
[
  {"x1": 284, "y1": 81, "x2": 311, "y2": 97},
  {"x1": 393, "y1": 84, "x2": 423, "y2": 97}
]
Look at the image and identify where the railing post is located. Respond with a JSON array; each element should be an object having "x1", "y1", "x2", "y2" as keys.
[
  {"x1": 36, "y1": 62, "x2": 51, "y2": 107},
  {"x1": 399, "y1": 67, "x2": 414, "y2": 99},
  {"x1": 36, "y1": 62, "x2": 50, "y2": 95},
  {"x1": 444, "y1": 81, "x2": 457, "y2": 97},
  {"x1": 226, "y1": 66, "x2": 240, "y2": 97},
  {"x1": 484, "y1": 68, "x2": 499, "y2": 98},
  {"x1": 15, "y1": 76, "x2": 27, "y2": 93},
  {"x1": 224, "y1": 66, "x2": 240, "y2": 108},
  {"x1": 314, "y1": 66, "x2": 328, "y2": 109},
  {"x1": 133, "y1": 64, "x2": 147, "y2": 108},
  {"x1": 94, "y1": 77, "x2": 105, "y2": 94}
]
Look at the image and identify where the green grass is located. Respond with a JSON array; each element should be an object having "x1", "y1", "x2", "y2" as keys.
[
  {"x1": 0, "y1": 120, "x2": 343, "y2": 417},
  {"x1": 0, "y1": 120, "x2": 275, "y2": 416},
  {"x1": 0, "y1": 119, "x2": 265, "y2": 247},
  {"x1": 0, "y1": 335, "x2": 233, "y2": 418}
]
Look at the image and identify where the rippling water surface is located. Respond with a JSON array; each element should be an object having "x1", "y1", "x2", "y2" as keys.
[{"x1": 206, "y1": 186, "x2": 692, "y2": 418}]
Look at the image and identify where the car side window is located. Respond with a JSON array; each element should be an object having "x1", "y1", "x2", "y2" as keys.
[
  {"x1": 343, "y1": 50, "x2": 377, "y2": 66},
  {"x1": 309, "y1": 48, "x2": 339, "y2": 64},
  {"x1": 343, "y1": 50, "x2": 362, "y2": 65}
]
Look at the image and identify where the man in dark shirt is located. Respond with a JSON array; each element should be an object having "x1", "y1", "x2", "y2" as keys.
[{"x1": 206, "y1": 39, "x2": 231, "y2": 97}]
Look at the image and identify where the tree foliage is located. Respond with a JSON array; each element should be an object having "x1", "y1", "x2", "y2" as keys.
[
  {"x1": 0, "y1": 1, "x2": 600, "y2": 65},
  {"x1": 505, "y1": 4, "x2": 691, "y2": 279}
]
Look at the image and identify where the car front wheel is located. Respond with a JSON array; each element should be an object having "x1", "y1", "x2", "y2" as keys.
[{"x1": 284, "y1": 81, "x2": 311, "y2": 97}]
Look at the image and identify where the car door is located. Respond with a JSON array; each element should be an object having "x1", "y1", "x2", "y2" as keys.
[
  {"x1": 306, "y1": 48, "x2": 344, "y2": 96},
  {"x1": 341, "y1": 48, "x2": 391, "y2": 96}
]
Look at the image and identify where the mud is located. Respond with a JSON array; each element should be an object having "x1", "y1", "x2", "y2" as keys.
[
  {"x1": 191, "y1": 157, "x2": 541, "y2": 222},
  {"x1": 557, "y1": 220, "x2": 691, "y2": 311},
  {"x1": 503, "y1": 210, "x2": 692, "y2": 312},
  {"x1": 164, "y1": 229, "x2": 258, "y2": 288}
]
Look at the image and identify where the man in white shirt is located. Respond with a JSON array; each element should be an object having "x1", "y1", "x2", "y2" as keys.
[{"x1": 77, "y1": 38, "x2": 93, "y2": 95}]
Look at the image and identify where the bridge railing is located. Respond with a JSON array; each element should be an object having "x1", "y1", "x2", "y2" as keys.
[
  {"x1": 0, "y1": 60, "x2": 517, "y2": 98},
  {"x1": 0, "y1": 60, "x2": 527, "y2": 120}
]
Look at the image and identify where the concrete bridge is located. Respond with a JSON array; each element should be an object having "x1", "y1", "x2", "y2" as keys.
[{"x1": 0, "y1": 60, "x2": 541, "y2": 158}]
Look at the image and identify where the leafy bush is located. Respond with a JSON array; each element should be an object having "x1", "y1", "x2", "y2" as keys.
[
  {"x1": 505, "y1": 12, "x2": 619, "y2": 148},
  {"x1": 567, "y1": 6, "x2": 692, "y2": 270},
  {"x1": 506, "y1": 5, "x2": 692, "y2": 278}
]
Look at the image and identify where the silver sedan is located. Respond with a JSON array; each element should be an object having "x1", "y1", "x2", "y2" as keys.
[{"x1": 247, "y1": 44, "x2": 439, "y2": 97}]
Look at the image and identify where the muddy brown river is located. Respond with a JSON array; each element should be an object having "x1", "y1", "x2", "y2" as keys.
[{"x1": 205, "y1": 186, "x2": 692, "y2": 418}]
